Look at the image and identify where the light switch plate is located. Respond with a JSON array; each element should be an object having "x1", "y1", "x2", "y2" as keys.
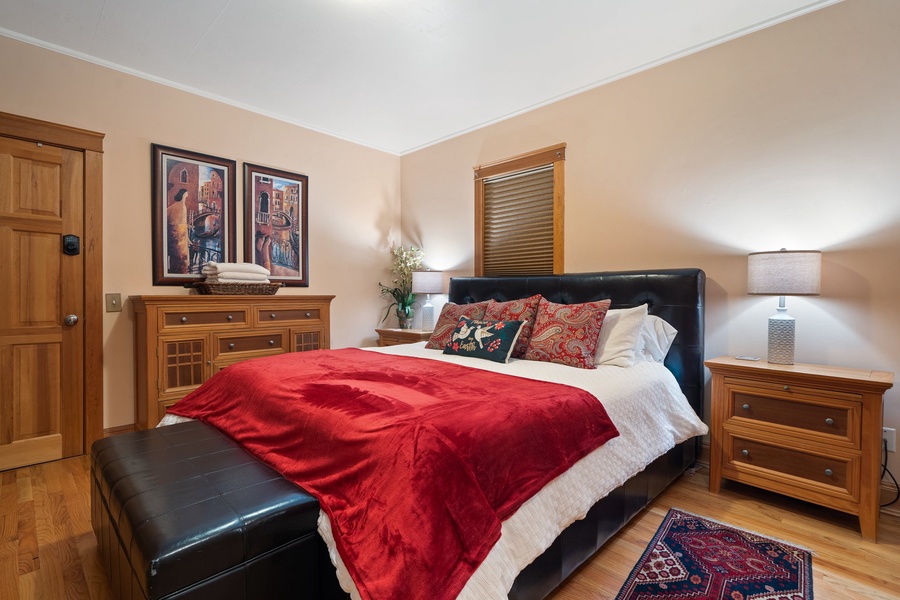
[{"x1": 105, "y1": 293, "x2": 123, "y2": 312}]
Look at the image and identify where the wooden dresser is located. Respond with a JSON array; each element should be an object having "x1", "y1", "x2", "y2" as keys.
[
  {"x1": 131, "y1": 294, "x2": 334, "y2": 429},
  {"x1": 706, "y1": 356, "x2": 893, "y2": 540}
]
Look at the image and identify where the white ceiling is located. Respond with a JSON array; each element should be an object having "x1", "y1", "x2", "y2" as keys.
[{"x1": 0, "y1": 0, "x2": 840, "y2": 155}]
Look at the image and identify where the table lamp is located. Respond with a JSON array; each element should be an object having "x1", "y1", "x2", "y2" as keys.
[
  {"x1": 747, "y1": 249, "x2": 821, "y2": 365},
  {"x1": 412, "y1": 270, "x2": 443, "y2": 330}
]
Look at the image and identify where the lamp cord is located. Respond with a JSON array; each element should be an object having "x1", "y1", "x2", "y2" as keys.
[{"x1": 881, "y1": 438, "x2": 900, "y2": 508}]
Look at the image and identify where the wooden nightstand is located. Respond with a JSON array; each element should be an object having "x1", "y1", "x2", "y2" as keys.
[
  {"x1": 376, "y1": 328, "x2": 433, "y2": 347},
  {"x1": 706, "y1": 356, "x2": 893, "y2": 541}
]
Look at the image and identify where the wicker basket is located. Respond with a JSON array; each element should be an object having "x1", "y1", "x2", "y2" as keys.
[{"x1": 190, "y1": 282, "x2": 281, "y2": 295}]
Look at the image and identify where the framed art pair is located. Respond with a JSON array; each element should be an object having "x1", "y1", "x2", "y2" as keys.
[{"x1": 151, "y1": 144, "x2": 309, "y2": 287}]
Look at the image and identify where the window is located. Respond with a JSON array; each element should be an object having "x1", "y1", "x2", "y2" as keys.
[{"x1": 473, "y1": 143, "x2": 565, "y2": 276}]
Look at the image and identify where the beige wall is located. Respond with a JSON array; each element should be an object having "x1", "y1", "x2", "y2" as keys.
[
  {"x1": 3, "y1": 0, "x2": 899, "y2": 481},
  {"x1": 1, "y1": 35, "x2": 402, "y2": 428},
  {"x1": 401, "y1": 0, "x2": 900, "y2": 477}
]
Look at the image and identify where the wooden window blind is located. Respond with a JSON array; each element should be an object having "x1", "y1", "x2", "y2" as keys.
[{"x1": 474, "y1": 143, "x2": 565, "y2": 276}]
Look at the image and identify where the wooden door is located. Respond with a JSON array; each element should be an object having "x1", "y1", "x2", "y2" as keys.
[{"x1": 0, "y1": 136, "x2": 84, "y2": 470}]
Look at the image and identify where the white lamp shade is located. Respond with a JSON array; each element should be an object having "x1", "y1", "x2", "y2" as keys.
[
  {"x1": 411, "y1": 270, "x2": 444, "y2": 295},
  {"x1": 747, "y1": 250, "x2": 821, "y2": 296}
]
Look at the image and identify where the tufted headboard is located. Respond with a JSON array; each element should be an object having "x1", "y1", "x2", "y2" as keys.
[{"x1": 448, "y1": 268, "x2": 706, "y2": 421}]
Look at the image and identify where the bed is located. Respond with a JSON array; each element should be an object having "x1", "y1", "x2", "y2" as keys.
[
  {"x1": 151, "y1": 268, "x2": 707, "y2": 600},
  {"x1": 439, "y1": 268, "x2": 706, "y2": 599}
]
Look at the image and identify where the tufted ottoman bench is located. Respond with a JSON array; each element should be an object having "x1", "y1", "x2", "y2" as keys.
[{"x1": 90, "y1": 419, "x2": 346, "y2": 600}]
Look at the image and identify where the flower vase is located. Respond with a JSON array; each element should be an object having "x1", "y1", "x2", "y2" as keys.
[{"x1": 398, "y1": 310, "x2": 414, "y2": 329}]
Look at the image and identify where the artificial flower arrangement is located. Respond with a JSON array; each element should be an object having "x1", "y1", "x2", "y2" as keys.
[{"x1": 379, "y1": 244, "x2": 424, "y2": 327}]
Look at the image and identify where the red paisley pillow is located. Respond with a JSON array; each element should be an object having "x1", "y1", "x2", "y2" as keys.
[
  {"x1": 524, "y1": 298, "x2": 612, "y2": 369},
  {"x1": 483, "y1": 294, "x2": 542, "y2": 358},
  {"x1": 424, "y1": 301, "x2": 489, "y2": 350}
]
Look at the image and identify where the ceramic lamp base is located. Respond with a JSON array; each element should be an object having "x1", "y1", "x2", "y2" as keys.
[{"x1": 767, "y1": 312, "x2": 795, "y2": 365}]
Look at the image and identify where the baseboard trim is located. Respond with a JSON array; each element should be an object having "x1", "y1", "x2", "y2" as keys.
[{"x1": 103, "y1": 423, "x2": 135, "y2": 437}]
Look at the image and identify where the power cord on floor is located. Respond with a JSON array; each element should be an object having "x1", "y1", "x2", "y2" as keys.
[{"x1": 881, "y1": 438, "x2": 899, "y2": 508}]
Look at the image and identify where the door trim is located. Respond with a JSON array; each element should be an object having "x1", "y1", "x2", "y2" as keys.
[{"x1": 0, "y1": 111, "x2": 104, "y2": 450}]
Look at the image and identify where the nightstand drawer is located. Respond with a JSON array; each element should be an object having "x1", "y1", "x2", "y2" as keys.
[
  {"x1": 728, "y1": 389, "x2": 858, "y2": 445},
  {"x1": 725, "y1": 433, "x2": 856, "y2": 496}
]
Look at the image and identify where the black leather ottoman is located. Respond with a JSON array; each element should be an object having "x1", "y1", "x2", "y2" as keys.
[{"x1": 90, "y1": 419, "x2": 345, "y2": 600}]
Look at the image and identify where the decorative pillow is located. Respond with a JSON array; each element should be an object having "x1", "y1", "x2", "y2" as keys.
[
  {"x1": 442, "y1": 317, "x2": 524, "y2": 363},
  {"x1": 635, "y1": 315, "x2": 678, "y2": 363},
  {"x1": 594, "y1": 304, "x2": 648, "y2": 367},
  {"x1": 425, "y1": 301, "x2": 489, "y2": 350},
  {"x1": 524, "y1": 298, "x2": 612, "y2": 369},
  {"x1": 483, "y1": 294, "x2": 542, "y2": 358}
]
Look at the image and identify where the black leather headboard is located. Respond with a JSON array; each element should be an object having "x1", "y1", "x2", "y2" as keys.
[{"x1": 448, "y1": 268, "x2": 706, "y2": 419}]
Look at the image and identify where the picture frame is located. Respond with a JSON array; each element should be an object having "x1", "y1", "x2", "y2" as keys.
[
  {"x1": 151, "y1": 144, "x2": 236, "y2": 285},
  {"x1": 243, "y1": 163, "x2": 309, "y2": 286}
]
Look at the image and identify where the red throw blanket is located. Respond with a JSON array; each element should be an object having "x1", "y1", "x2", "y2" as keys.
[{"x1": 168, "y1": 348, "x2": 619, "y2": 600}]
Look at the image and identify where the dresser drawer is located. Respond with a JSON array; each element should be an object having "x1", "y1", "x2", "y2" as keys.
[
  {"x1": 254, "y1": 306, "x2": 324, "y2": 327},
  {"x1": 213, "y1": 331, "x2": 287, "y2": 358},
  {"x1": 724, "y1": 432, "x2": 858, "y2": 498},
  {"x1": 159, "y1": 306, "x2": 250, "y2": 331}
]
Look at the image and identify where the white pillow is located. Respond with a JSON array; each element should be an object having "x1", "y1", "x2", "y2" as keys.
[
  {"x1": 635, "y1": 315, "x2": 678, "y2": 363},
  {"x1": 594, "y1": 304, "x2": 648, "y2": 367}
]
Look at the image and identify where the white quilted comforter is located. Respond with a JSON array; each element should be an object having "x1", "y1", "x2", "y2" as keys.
[{"x1": 162, "y1": 343, "x2": 707, "y2": 599}]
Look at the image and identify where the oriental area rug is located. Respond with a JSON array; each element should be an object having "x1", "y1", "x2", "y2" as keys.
[{"x1": 615, "y1": 508, "x2": 813, "y2": 600}]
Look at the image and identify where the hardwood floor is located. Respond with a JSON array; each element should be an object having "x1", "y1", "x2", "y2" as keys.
[
  {"x1": 1, "y1": 456, "x2": 897, "y2": 599},
  {"x1": 548, "y1": 466, "x2": 900, "y2": 600}
]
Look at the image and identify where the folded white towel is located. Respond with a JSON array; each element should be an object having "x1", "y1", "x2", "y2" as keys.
[
  {"x1": 205, "y1": 273, "x2": 270, "y2": 283},
  {"x1": 202, "y1": 261, "x2": 270, "y2": 276}
]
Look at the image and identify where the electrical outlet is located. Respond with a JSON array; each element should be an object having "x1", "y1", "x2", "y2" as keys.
[
  {"x1": 105, "y1": 293, "x2": 123, "y2": 313},
  {"x1": 884, "y1": 427, "x2": 896, "y2": 453}
]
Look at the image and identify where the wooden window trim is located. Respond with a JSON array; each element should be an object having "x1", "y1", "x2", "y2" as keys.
[{"x1": 474, "y1": 143, "x2": 565, "y2": 276}]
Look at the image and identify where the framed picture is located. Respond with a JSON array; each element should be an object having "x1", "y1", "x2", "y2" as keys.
[
  {"x1": 243, "y1": 163, "x2": 309, "y2": 286},
  {"x1": 151, "y1": 144, "x2": 236, "y2": 285}
]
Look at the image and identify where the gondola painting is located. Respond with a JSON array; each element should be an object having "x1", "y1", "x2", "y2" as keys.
[
  {"x1": 243, "y1": 163, "x2": 309, "y2": 286},
  {"x1": 151, "y1": 144, "x2": 236, "y2": 285}
]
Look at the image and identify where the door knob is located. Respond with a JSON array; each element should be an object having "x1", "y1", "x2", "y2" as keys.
[{"x1": 64, "y1": 314, "x2": 79, "y2": 326}]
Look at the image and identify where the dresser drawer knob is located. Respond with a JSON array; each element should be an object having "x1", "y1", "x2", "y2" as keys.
[
  {"x1": 270, "y1": 313, "x2": 277, "y2": 319},
  {"x1": 741, "y1": 449, "x2": 749, "y2": 457},
  {"x1": 742, "y1": 403, "x2": 750, "y2": 411},
  {"x1": 269, "y1": 340, "x2": 275, "y2": 346},
  {"x1": 227, "y1": 315, "x2": 233, "y2": 321},
  {"x1": 207, "y1": 360, "x2": 211, "y2": 365},
  {"x1": 228, "y1": 343, "x2": 235, "y2": 350},
  {"x1": 306, "y1": 312, "x2": 312, "y2": 318},
  {"x1": 824, "y1": 468, "x2": 833, "y2": 477},
  {"x1": 783, "y1": 385, "x2": 790, "y2": 392},
  {"x1": 181, "y1": 316, "x2": 188, "y2": 323},
  {"x1": 825, "y1": 417, "x2": 834, "y2": 426}
]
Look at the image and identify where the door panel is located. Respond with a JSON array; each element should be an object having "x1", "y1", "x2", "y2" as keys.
[{"x1": 0, "y1": 136, "x2": 83, "y2": 470}]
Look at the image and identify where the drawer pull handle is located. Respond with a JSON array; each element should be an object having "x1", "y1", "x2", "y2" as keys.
[
  {"x1": 270, "y1": 313, "x2": 277, "y2": 319},
  {"x1": 783, "y1": 385, "x2": 790, "y2": 391},
  {"x1": 228, "y1": 343, "x2": 235, "y2": 350},
  {"x1": 825, "y1": 468, "x2": 833, "y2": 477},
  {"x1": 181, "y1": 316, "x2": 188, "y2": 323},
  {"x1": 269, "y1": 340, "x2": 275, "y2": 346},
  {"x1": 306, "y1": 312, "x2": 312, "y2": 318},
  {"x1": 742, "y1": 403, "x2": 750, "y2": 411},
  {"x1": 227, "y1": 315, "x2": 233, "y2": 321},
  {"x1": 207, "y1": 360, "x2": 211, "y2": 365},
  {"x1": 741, "y1": 449, "x2": 749, "y2": 457},
  {"x1": 825, "y1": 417, "x2": 834, "y2": 426}
]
